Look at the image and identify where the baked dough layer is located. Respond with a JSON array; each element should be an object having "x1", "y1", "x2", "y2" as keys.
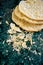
[
  {"x1": 19, "y1": 0, "x2": 43, "y2": 20},
  {"x1": 14, "y1": 6, "x2": 43, "y2": 24},
  {"x1": 12, "y1": 0, "x2": 43, "y2": 32},
  {"x1": 12, "y1": 9, "x2": 43, "y2": 32}
]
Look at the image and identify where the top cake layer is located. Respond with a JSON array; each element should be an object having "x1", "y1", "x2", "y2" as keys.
[{"x1": 19, "y1": 0, "x2": 43, "y2": 20}]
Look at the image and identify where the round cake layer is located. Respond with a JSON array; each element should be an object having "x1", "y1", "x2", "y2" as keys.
[
  {"x1": 12, "y1": 10, "x2": 43, "y2": 32},
  {"x1": 14, "y1": 6, "x2": 43, "y2": 24},
  {"x1": 19, "y1": 0, "x2": 43, "y2": 20}
]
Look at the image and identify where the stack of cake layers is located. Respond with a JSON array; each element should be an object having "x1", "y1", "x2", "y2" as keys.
[{"x1": 12, "y1": 0, "x2": 43, "y2": 32}]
